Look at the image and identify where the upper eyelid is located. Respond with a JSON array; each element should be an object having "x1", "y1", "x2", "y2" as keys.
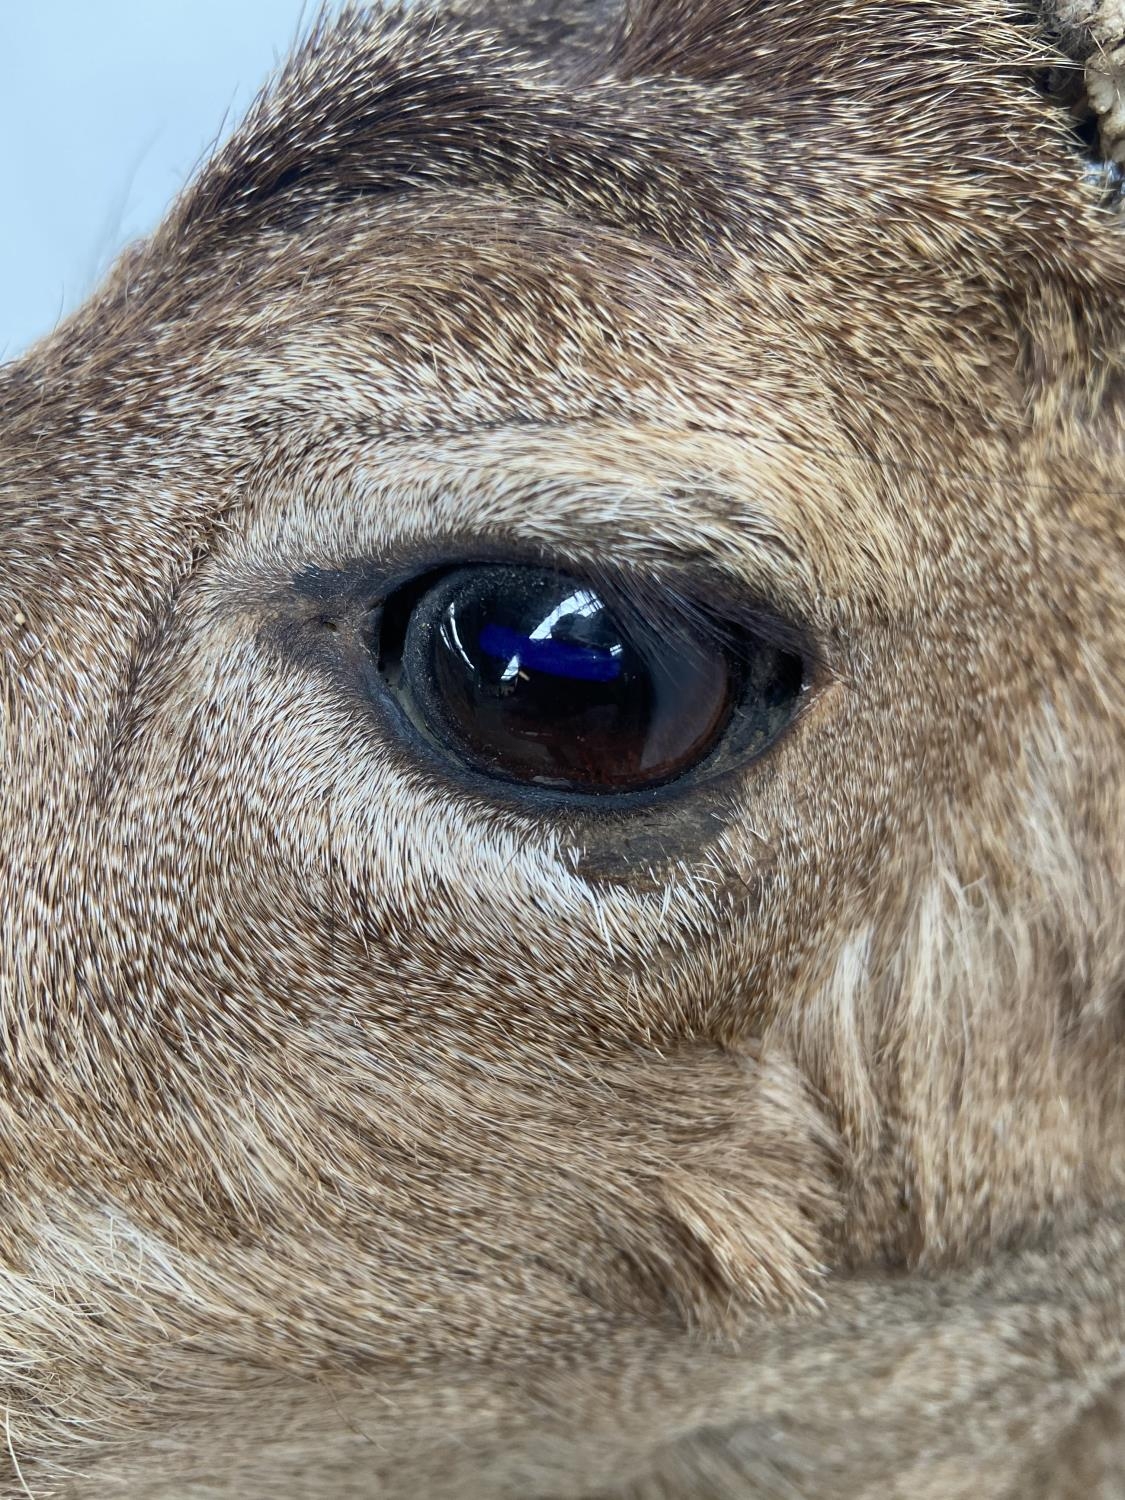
[
  {"x1": 237, "y1": 429, "x2": 843, "y2": 615},
  {"x1": 363, "y1": 546, "x2": 831, "y2": 682}
]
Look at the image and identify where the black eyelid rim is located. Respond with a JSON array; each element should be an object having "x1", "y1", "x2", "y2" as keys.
[
  {"x1": 331, "y1": 534, "x2": 833, "y2": 687},
  {"x1": 344, "y1": 550, "x2": 819, "y2": 815}
]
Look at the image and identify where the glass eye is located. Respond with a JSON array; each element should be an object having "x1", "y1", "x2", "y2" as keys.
[{"x1": 375, "y1": 563, "x2": 801, "y2": 796}]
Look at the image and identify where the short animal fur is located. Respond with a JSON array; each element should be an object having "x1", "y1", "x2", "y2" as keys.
[{"x1": 1, "y1": 1, "x2": 1123, "y2": 1495}]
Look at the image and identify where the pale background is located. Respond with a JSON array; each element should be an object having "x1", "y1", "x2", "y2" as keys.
[{"x1": 0, "y1": 1, "x2": 329, "y2": 359}]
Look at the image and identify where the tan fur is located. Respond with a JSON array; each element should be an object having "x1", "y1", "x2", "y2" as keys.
[{"x1": 0, "y1": 1, "x2": 1123, "y2": 1494}]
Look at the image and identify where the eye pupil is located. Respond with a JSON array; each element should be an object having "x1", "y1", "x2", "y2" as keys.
[{"x1": 377, "y1": 563, "x2": 800, "y2": 797}]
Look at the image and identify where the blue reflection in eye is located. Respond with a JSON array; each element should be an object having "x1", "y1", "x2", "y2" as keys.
[{"x1": 479, "y1": 623, "x2": 622, "y2": 683}]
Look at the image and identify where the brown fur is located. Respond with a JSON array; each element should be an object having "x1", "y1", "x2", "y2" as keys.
[{"x1": 1, "y1": 1, "x2": 1123, "y2": 1494}]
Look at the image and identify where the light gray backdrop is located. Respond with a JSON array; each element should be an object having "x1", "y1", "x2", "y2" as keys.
[{"x1": 0, "y1": 1, "x2": 324, "y2": 358}]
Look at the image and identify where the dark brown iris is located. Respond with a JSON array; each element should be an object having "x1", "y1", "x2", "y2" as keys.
[{"x1": 394, "y1": 565, "x2": 735, "y2": 792}]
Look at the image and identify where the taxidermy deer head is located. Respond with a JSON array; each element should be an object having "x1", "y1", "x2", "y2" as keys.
[{"x1": 0, "y1": 1, "x2": 1123, "y2": 1495}]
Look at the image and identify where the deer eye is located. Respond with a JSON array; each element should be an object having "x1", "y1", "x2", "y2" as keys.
[{"x1": 373, "y1": 563, "x2": 802, "y2": 796}]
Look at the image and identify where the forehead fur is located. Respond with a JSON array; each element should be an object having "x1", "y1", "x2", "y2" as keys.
[
  {"x1": 15, "y1": 0, "x2": 1121, "y2": 500},
  {"x1": 164, "y1": 2, "x2": 1106, "y2": 257}
]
